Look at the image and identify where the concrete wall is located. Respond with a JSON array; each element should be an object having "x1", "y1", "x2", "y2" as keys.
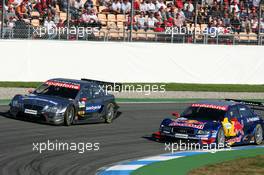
[{"x1": 0, "y1": 40, "x2": 263, "y2": 84}]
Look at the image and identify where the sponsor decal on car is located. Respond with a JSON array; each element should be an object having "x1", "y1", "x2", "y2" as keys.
[
  {"x1": 169, "y1": 119, "x2": 205, "y2": 129},
  {"x1": 86, "y1": 105, "x2": 102, "y2": 112},
  {"x1": 222, "y1": 117, "x2": 244, "y2": 137},
  {"x1": 24, "y1": 109, "x2": 38, "y2": 115},
  {"x1": 247, "y1": 117, "x2": 259, "y2": 122},
  {"x1": 227, "y1": 135, "x2": 242, "y2": 145},
  {"x1": 46, "y1": 81, "x2": 80, "y2": 90},
  {"x1": 191, "y1": 103, "x2": 228, "y2": 111}
]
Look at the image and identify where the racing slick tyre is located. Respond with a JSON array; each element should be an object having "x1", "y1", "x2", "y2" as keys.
[
  {"x1": 254, "y1": 124, "x2": 263, "y2": 145},
  {"x1": 216, "y1": 127, "x2": 225, "y2": 146},
  {"x1": 64, "y1": 106, "x2": 75, "y2": 126},
  {"x1": 105, "y1": 103, "x2": 115, "y2": 124}
]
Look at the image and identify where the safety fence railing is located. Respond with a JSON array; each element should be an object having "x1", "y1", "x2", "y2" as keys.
[{"x1": 1, "y1": 25, "x2": 263, "y2": 46}]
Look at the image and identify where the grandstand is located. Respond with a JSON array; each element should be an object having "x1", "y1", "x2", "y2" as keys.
[{"x1": 0, "y1": 0, "x2": 264, "y2": 44}]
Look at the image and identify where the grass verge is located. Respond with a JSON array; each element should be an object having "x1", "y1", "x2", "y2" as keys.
[
  {"x1": 132, "y1": 148, "x2": 264, "y2": 175},
  {"x1": 189, "y1": 155, "x2": 264, "y2": 175},
  {"x1": 0, "y1": 82, "x2": 264, "y2": 92}
]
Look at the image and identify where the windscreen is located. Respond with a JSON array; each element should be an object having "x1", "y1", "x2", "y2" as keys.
[
  {"x1": 34, "y1": 82, "x2": 80, "y2": 99},
  {"x1": 181, "y1": 106, "x2": 227, "y2": 121}
]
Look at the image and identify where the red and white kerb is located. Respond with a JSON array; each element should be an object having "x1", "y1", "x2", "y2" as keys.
[
  {"x1": 191, "y1": 103, "x2": 228, "y2": 111},
  {"x1": 45, "y1": 81, "x2": 80, "y2": 90}
]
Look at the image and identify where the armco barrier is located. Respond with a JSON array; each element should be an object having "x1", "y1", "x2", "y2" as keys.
[{"x1": 0, "y1": 40, "x2": 263, "y2": 84}]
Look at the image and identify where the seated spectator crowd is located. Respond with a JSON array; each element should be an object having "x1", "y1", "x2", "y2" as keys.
[{"x1": 0, "y1": 0, "x2": 264, "y2": 37}]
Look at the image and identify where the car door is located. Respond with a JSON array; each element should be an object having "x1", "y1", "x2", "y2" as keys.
[
  {"x1": 237, "y1": 104, "x2": 255, "y2": 136},
  {"x1": 77, "y1": 85, "x2": 94, "y2": 117},
  {"x1": 224, "y1": 105, "x2": 242, "y2": 137},
  {"x1": 84, "y1": 84, "x2": 104, "y2": 116}
]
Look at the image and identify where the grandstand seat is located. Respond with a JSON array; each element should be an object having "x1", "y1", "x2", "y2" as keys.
[
  {"x1": 98, "y1": 27, "x2": 108, "y2": 38},
  {"x1": 117, "y1": 21, "x2": 124, "y2": 30},
  {"x1": 108, "y1": 14, "x2": 117, "y2": 22},
  {"x1": 248, "y1": 33, "x2": 257, "y2": 41},
  {"x1": 107, "y1": 21, "x2": 117, "y2": 29},
  {"x1": 108, "y1": 29, "x2": 120, "y2": 39},
  {"x1": 239, "y1": 32, "x2": 249, "y2": 41},
  {"x1": 99, "y1": 6, "x2": 108, "y2": 13},
  {"x1": 137, "y1": 29, "x2": 147, "y2": 40},
  {"x1": 98, "y1": 14, "x2": 107, "y2": 25},
  {"x1": 146, "y1": 30, "x2": 156, "y2": 40},
  {"x1": 116, "y1": 14, "x2": 126, "y2": 22},
  {"x1": 91, "y1": 0, "x2": 98, "y2": 7}
]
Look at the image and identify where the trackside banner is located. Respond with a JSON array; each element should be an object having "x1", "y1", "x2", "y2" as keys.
[{"x1": 0, "y1": 40, "x2": 263, "y2": 84}]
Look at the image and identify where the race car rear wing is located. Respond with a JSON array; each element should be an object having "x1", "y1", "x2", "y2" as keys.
[
  {"x1": 225, "y1": 99, "x2": 264, "y2": 111},
  {"x1": 81, "y1": 78, "x2": 122, "y2": 92}
]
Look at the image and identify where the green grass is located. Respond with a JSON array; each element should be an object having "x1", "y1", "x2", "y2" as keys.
[
  {"x1": 0, "y1": 82, "x2": 42, "y2": 88},
  {"x1": 132, "y1": 148, "x2": 264, "y2": 175},
  {"x1": 189, "y1": 155, "x2": 264, "y2": 175},
  {"x1": 0, "y1": 82, "x2": 264, "y2": 92}
]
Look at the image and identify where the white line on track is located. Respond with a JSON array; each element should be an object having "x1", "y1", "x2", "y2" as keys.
[{"x1": 106, "y1": 165, "x2": 146, "y2": 171}]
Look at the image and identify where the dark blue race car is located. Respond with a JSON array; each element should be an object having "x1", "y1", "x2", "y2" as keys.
[
  {"x1": 9, "y1": 78, "x2": 119, "y2": 126},
  {"x1": 154, "y1": 99, "x2": 264, "y2": 146}
]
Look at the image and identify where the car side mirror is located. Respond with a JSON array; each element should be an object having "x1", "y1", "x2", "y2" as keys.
[
  {"x1": 172, "y1": 112, "x2": 180, "y2": 118},
  {"x1": 27, "y1": 89, "x2": 34, "y2": 94}
]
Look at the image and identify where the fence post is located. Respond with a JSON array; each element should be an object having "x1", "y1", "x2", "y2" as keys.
[
  {"x1": 193, "y1": 0, "x2": 198, "y2": 44},
  {"x1": 0, "y1": 0, "x2": 5, "y2": 39},
  {"x1": 129, "y1": 0, "x2": 134, "y2": 42},
  {"x1": 66, "y1": 0, "x2": 70, "y2": 40},
  {"x1": 258, "y1": 0, "x2": 263, "y2": 45}
]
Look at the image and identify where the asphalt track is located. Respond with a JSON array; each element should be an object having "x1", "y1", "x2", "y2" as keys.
[{"x1": 0, "y1": 103, "x2": 189, "y2": 175}]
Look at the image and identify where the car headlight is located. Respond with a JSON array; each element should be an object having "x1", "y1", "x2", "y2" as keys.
[
  {"x1": 43, "y1": 106, "x2": 59, "y2": 113},
  {"x1": 43, "y1": 105, "x2": 67, "y2": 114},
  {"x1": 11, "y1": 100, "x2": 22, "y2": 108},
  {"x1": 161, "y1": 126, "x2": 171, "y2": 133},
  {"x1": 197, "y1": 130, "x2": 211, "y2": 135}
]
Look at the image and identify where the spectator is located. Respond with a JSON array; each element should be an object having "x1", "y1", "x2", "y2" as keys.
[
  {"x1": 15, "y1": 1, "x2": 28, "y2": 19},
  {"x1": 111, "y1": 0, "x2": 121, "y2": 14},
  {"x1": 140, "y1": 0, "x2": 148, "y2": 13},
  {"x1": 84, "y1": 0, "x2": 94, "y2": 10},
  {"x1": 231, "y1": 16, "x2": 241, "y2": 34},
  {"x1": 135, "y1": 11, "x2": 147, "y2": 30},
  {"x1": 156, "y1": 0, "x2": 166, "y2": 11},
  {"x1": 242, "y1": 16, "x2": 252, "y2": 33},
  {"x1": 154, "y1": 22, "x2": 164, "y2": 32},
  {"x1": 251, "y1": 16, "x2": 258, "y2": 33},
  {"x1": 184, "y1": 4, "x2": 193, "y2": 22},
  {"x1": 147, "y1": 12, "x2": 158, "y2": 29},
  {"x1": 121, "y1": 0, "x2": 131, "y2": 14},
  {"x1": 74, "y1": 0, "x2": 84, "y2": 10},
  {"x1": 183, "y1": 0, "x2": 194, "y2": 12},
  {"x1": 146, "y1": 0, "x2": 156, "y2": 13},
  {"x1": 44, "y1": 16, "x2": 57, "y2": 39}
]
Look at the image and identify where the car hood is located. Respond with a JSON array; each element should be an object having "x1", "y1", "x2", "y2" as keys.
[
  {"x1": 167, "y1": 117, "x2": 221, "y2": 130},
  {"x1": 21, "y1": 94, "x2": 71, "y2": 108}
]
